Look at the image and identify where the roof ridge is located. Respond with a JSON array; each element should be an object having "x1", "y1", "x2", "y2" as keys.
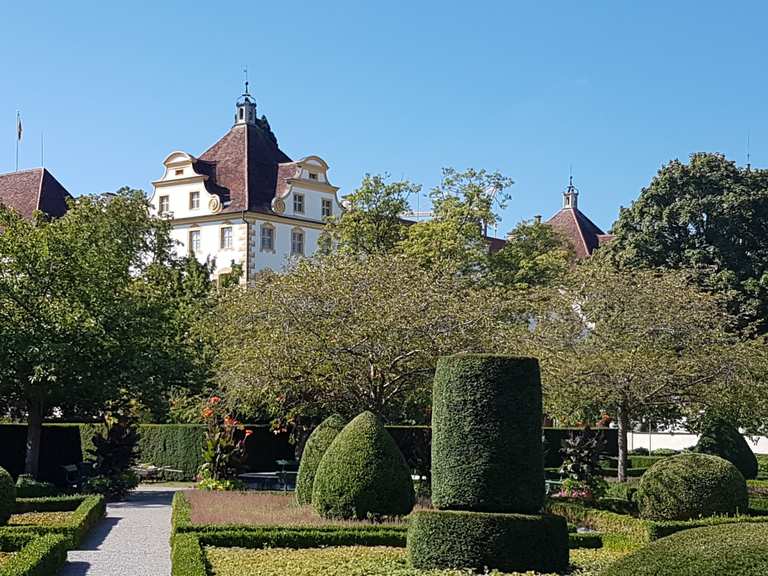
[
  {"x1": 35, "y1": 168, "x2": 45, "y2": 212},
  {"x1": 565, "y1": 208, "x2": 591, "y2": 257}
]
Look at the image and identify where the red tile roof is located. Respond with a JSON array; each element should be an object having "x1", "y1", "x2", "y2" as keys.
[
  {"x1": 547, "y1": 207, "x2": 608, "y2": 259},
  {"x1": 198, "y1": 123, "x2": 291, "y2": 213},
  {"x1": 0, "y1": 168, "x2": 71, "y2": 219}
]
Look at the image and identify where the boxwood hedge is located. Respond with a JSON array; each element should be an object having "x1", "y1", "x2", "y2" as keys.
[
  {"x1": 0, "y1": 468, "x2": 15, "y2": 526},
  {"x1": 0, "y1": 532, "x2": 68, "y2": 576},
  {"x1": 295, "y1": 415, "x2": 345, "y2": 506},
  {"x1": 431, "y1": 354, "x2": 544, "y2": 513},
  {"x1": 408, "y1": 509, "x2": 568, "y2": 573},
  {"x1": 695, "y1": 417, "x2": 759, "y2": 480}
]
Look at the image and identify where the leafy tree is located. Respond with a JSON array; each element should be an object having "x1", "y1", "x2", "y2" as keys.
[
  {"x1": 610, "y1": 153, "x2": 768, "y2": 334},
  {"x1": 0, "y1": 189, "x2": 204, "y2": 476},
  {"x1": 398, "y1": 168, "x2": 513, "y2": 274},
  {"x1": 526, "y1": 257, "x2": 768, "y2": 481},
  {"x1": 325, "y1": 173, "x2": 419, "y2": 255},
  {"x1": 489, "y1": 219, "x2": 574, "y2": 289},
  {"x1": 209, "y1": 253, "x2": 514, "y2": 435}
]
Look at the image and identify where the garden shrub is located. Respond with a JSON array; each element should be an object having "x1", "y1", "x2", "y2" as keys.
[
  {"x1": 629, "y1": 447, "x2": 649, "y2": 456},
  {"x1": 431, "y1": 354, "x2": 544, "y2": 513},
  {"x1": 637, "y1": 453, "x2": 748, "y2": 520},
  {"x1": 757, "y1": 454, "x2": 768, "y2": 479},
  {"x1": 14, "y1": 475, "x2": 57, "y2": 499},
  {"x1": 0, "y1": 533, "x2": 69, "y2": 576},
  {"x1": 695, "y1": 417, "x2": 759, "y2": 479},
  {"x1": 0, "y1": 467, "x2": 15, "y2": 526},
  {"x1": 295, "y1": 415, "x2": 345, "y2": 506},
  {"x1": 408, "y1": 509, "x2": 568, "y2": 573},
  {"x1": 602, "y1": 522, "x2": 768, "y2": 576},
  {"x1": 650, "y1": 448, "x2": 678, "y2": 456},
  {"x1": 312, "y1": 411, "x2": 414, "y2": 520}
]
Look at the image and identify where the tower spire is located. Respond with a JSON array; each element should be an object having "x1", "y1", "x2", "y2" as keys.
[
  {"x1": 234, "y1": 67, "x2": 257, "y2": 126},
  {"x1": 563, "y1": 171, "x2": 578, "y2": 209}
]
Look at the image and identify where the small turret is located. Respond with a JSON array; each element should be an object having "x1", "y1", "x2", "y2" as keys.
[
  {"x1": 563, "y1": 175, "x2": 578, "y2": 209},
  {"x1": 235, "y1": 77, "x2": 257, "y2": 126}
]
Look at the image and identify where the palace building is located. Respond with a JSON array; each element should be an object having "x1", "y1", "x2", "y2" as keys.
[
  {"x1": 546, "y1": 177, "x2": 613, "y2": 258},
  {"x1": 0, "y1": 168, "x2": 71, "y2": 219},
  {"x1": 150, "y1": 88, "x2": 342, "y2": 282}
]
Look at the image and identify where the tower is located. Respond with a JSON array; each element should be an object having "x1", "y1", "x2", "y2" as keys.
[
  {"x1": 563, "y1": 175, "x2": 578, "y2": 209},
  {"x1": 234, "y1": 78, "x2": 258, "y2": 126}
]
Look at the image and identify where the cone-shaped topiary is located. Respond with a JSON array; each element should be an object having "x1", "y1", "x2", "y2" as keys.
[
  {"x1": 695, "y1": 417, "x2": 758, "y2": 480},
  {"x1": 431, "y1": 354, "x2": 544, "y2": 513},
  {"x1": 0, "y1": 466, "x2": 16, "y2": 526},
  {"x1": 637, "y1": 453, "x2": 748, "y2": 520},
  {"x1": 312, "y1": 411, "x2": 415, "y2": 519},
  {"x1": 295, "y1": 414, "x2": 346, "y2": 505}
]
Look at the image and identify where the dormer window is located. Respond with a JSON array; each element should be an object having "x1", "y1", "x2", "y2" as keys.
[
  {"x1": 189, "y1": 191, "x2": 200, "y2": 210},
  {"x1": 308, "y1": 172, "x2": 318, "y2": 181},
  {"x1": 293, "y1": 193, "x2": 305, "y2": 214},
  {"x1": 175, "y1": 169, "x2": 184, "y2": 176}
]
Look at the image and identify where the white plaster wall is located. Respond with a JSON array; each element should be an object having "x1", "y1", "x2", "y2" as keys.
[
  {"x1": 628, "y1": 432, "x2": 768, "y2": 454},
  {"x1": 169, "y1": 219, "x2": 247, "y2": 276},
  {"x1": 248, "y1": 218, "x2": 325, "y2": 275}
]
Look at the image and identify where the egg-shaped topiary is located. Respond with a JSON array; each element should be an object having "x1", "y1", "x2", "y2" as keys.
[
  {"x1": 636, "y1": 453, "x2": 748, "y2": 520},
  {"x1": 695, "y1": 417, "x2": 758, "y2": 480},
  {"x1": 601, "y1": 522, "x2": 768, "y2": 576},
  {"x1": 312, "y1": 411, "x2": 415, "y2": 519},
  {"x1": 295, "y1": 414, "x2": 346, "y2": 505},
  {"x1": 0, "y1": 467, "x2": 16, "y2": 526}
]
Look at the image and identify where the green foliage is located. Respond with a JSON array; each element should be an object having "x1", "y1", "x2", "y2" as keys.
[
  {"x1": 650, "y1": 448, "x2": 678, "y2": 456},
  {"x1": 198, "y1": 398, "x2": 247, "y2": 485},
  {"x1": 295, "y1": 415, "x2": 345, "y2": 505},
  {"x1": 171, "y1": 533, "x2": 206, "y2": 576},
  {"x1": 13, "y1": 478, "x2": 55, "y2": 500},
  {"x1": 84, "y1": 413, "x2": 140, "y2": 500},
  {"x1": 312, "y1": 412, "x2": 415, "y2": 520},
  {"x1": 756, "y1": 454, "x2": 768, "y2": 479},
  {"x1": 431, "y1": 354, "x2": 544, "y2": 513},
  {"x1": 602, "y1": 522, "x2": 768, "y2": 576},
  {"x1": 407, "y1": 509, "x2": 568, "y2": 573},
  {"x1": 0, "y1": 469, "x2": 15, "y2": 526},
  {"x1": 695, "y1": 416, "x2": 759, "y2": 479},
  {"x1": 135, "y1": 425, "x2": 204, "y2": 480},
  {"x1": 569, "y1": 531, "x2": 603, "y2": 549},
  {"x1": 0, "y1": 533, "x2": 68, "y2": 576},
  {"x1": 559, "y1": 429, "x2": 607, "y2": 501},
  {"x1": 637, "y1": 453, "x2": 748, "y2": 520}
]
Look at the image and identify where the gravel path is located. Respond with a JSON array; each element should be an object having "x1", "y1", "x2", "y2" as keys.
[{"x1": 58, "y1": 487, "x2": 176, "y2": 576}]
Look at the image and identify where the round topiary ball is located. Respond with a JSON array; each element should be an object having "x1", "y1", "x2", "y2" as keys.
[
  {"x1": 431, "y1": 354, "x2": 544, "y2": 513},
  {"x1": 695, "y1": 417, "x2": 758, "y2": 480},
  {"x1": 601, "y1": 522, "x2": 768, "y2": 576},
  {"x1": 636, "y1": 453, "x2": 748, "y2": 520},
  {"x1": 295, "y1": 414, "x2": 346, "y2": 505},
  {"x1": 0, "y1": 467, "x2": 16, "y2": 525},
  {"x1": 312, "y1": 411, "x2": 415, "y2": 520}
]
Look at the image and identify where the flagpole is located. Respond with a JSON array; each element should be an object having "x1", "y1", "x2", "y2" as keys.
[{"x1": 15, "y1": 112, "x2": 19, "y2": 172}]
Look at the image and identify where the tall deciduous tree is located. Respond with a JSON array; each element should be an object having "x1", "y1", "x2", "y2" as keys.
[
  {"x1": 526, "y1": 257, "x2": 768, "y2": 481},
  {"x1": 610, "y1": 153, "x2": 768, "y2": 334},
  {"x1": 0, "y1": 189, "x2": 205, "y2": 476}
]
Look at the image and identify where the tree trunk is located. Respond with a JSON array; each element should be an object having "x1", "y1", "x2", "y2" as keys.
[
  {"x1": 617, "y1": 404, "x2": 629, "y2": 483},
  {"x1": 24, "y1": 400, "x2": 44, "y2": 478}
]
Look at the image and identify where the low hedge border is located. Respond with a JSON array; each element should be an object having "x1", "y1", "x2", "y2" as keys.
[
  {"x1": 548, "y1": 500, "x2": 768, "y2": 543},
  {"x1": 3, "y1": 495, "x2": 105, "y2": 548},
  {"x1": 569, "y1": 531, "x2": 602, "y2": 549},
  {"x1": 170, "y1": 533, "x2": 206, "y2": 576},
  {"x1": 0, "y1": 533, "x2": 69, "y2": 576}
]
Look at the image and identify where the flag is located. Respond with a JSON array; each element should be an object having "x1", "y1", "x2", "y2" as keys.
[{"x1": 16, "y1": 112, "x2": 22, "y2": 142}]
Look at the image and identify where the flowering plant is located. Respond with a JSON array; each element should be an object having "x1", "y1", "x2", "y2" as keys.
[{"x1": 197, "y1": 396, "x2": 248, "y2": 490}]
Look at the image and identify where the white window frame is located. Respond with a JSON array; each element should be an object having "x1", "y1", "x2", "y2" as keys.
[
  {"x1": 189, "y1": 191, "x2": 200, "y2": 210},
  {"x1": 308, "y1": 172, "x2": 318, "y2": 181},
  {"x1": 220, "y1": 226, "x2": 233, "y2": 250},
  {"x1": 189, "y1": 229, "x2": 201, "y2": 254},
  {"x1": 293, "y1": 193, "x2": 305, "y2": 214},
  {"x1": 159, "y1": 195, "x2": 169, "y2": 214},
  {"x1": 260, "y1": 224, "x2": 275, "y2": 252},
  {"x1": 291, "y1": 228, "x2": 305, "y2": 256},
  {"x1": 321, "y1": 198, "x2": 332, "y2": 218}
]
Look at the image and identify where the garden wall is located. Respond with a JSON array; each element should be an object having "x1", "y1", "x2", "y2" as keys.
[{"x1": 628, "y1": 431, "x2": 768, "y2": 454}]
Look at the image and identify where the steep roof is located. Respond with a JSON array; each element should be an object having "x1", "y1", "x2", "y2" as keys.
[
  {"x1": 0, "y1": 168, "x2": 72, "y2": 219},
  {"x1": 547, "y1": 206, "x2": 612, "y2": 259},
  {"x1": 198, "y1": 122, "x2": 291, "y2": 213}
]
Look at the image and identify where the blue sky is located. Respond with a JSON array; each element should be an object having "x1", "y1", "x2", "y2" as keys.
[{"x1": 2, "y1": 1, "x2": 767, "y2": 234}]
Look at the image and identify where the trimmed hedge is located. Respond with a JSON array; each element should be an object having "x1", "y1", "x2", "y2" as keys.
[
  {"x1": 171, "y1": 533, "x2": 206, "y2": 576},
  {"x1": 0, "y1": 533, "x2": 68, "y2": 576},
  {"x1": 569, "y1": 531, "x2": 602, "y2": 549},
  {"x1": 637, "y1": 453, "x2": 748, "y2": 520},
  {"x1": 696, "y1": 417, "x2": 759, "y2": 480},
  {"x1": 295, "y1": 415, "x2": 345, "y2": 505},
  {"x1": 431, "y1": 354, "x2": 544, "y2": 513},
  {"x1": 408, "y1": 509, "x2": 568, "y2": 573},
  {"x1": 312, "y1": 412, "x2": 414, "y2": 519},
  {"x1": 0, "y1": 468, "x2": 15, "y2": 526},
  {"x1": 602, "y1": 522, "x2": 768, "y2": 576},
  {"x1": 3, "y1": 495, "x2": 105, "y2": 548}
]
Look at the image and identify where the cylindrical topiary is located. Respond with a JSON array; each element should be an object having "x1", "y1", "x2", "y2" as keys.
[
  {"x1": 602, "y1": 522, "x2": 768, "y2": 576},
  {"x1": 295, "y1": 414, "x2": 346, "y2": 505},
  {"x1": 695, "y1": 417, "x2": 758, "y2": 480},
  {"x1": 312, "y1": 411, "x2": 415, "y2": 519},
  {"x1": 0, "y1": 466, "x2": 16, "y2": 526},
  {"x1": 408, "y1": 510, "x2": 568, "y2": 574},
  {"x1": 431, "y1": 354, "x2": 544, "y2": 513},
  {"x1": 636, "y1": 453, "x2": 748, "y2": 520}
]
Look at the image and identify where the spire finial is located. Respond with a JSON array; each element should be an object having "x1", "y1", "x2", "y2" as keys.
[
  {"x1": 747, "y1": 132, "x2": 752, "y2": 172},
  {"x1": 243, "y1": 66, "x2": 250, "y2": 96}
]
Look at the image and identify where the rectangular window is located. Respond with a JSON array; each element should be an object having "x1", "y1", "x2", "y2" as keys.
[
  {"x1": 220, "y1": 226, "x2": 233, "y2": 250},
  {"x1": 291, "y1": 229, "x2": 304, "y2": 256},
  {"x1": 321, "y1": 198, "x2": 332, "y2": 218},
  {"x1": 189, "y1": 230, "x2": 201, "y2": 254},
  {"x1": 260, "y1": 225, "x2": 274, "y2": 252},
  {"x1": 159, "y1": 195, "x2": 169, "y2": 214},
  {"x1": 308, "y1": 172, "x2": 318, "y2": 180},
  {"x1": 189, "y1": 191, "x2": 200, "y2": 210},
  {"x1": 175, "y1": 169, "x2": 184, "y2": 176},
  {"x1": 293, "y1": 193, "x2": 305, "y2": 214}
]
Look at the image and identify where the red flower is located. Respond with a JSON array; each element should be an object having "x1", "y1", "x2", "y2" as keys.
[
  {"x1": 209, "y1": 396, "x2": 222, "y2": 405},
  {"x1": 224, "y1": 415, "x2": 238, "y2": 427},
  {"x1": 202, "y1": 407, "x2": 214, "y2": 419},
  {"x1": 244, "y1": 429, "x2": 253, "y2": 437}
]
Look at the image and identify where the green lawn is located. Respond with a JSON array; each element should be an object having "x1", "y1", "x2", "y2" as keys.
[{"x1": 204, "y1": 545, "x2": 628, "y2": 576}]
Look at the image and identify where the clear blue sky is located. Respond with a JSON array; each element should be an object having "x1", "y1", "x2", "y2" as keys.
[{"x1": 2, "y1": 1, "x2": 767, "y2": 234}]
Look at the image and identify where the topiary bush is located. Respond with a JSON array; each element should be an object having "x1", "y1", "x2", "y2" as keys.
[
  {"x1": 636, "y1": 453, "x2": 748, "y2": 520},
  {"x1": 695, "y1": 417, "x2": 758, "y2": 480},
  {"x1": 431, "y1": 354, "x2": 544, "y2": 513},
  {"x1": 295, "y1": 414, "x2": 345, "y2": 506},
  {"x1": 408, "y1": 509, "x2": 568, "y2": 573},
  {"x1": 0, "y1": 466, "x2": 16, "y2": 525},
  {"x1": 312, "y1": 411, "x2": 415, "y2": 520},
  {"x1": 602, "y1": 522, "x2": 768, "y2": 576}
]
